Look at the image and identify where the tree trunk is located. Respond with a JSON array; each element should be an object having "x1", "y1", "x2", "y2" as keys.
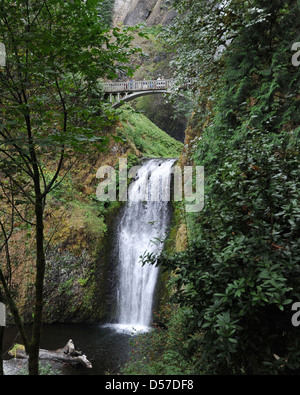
[{"x1": 29, "y1": 196, "x2": 46, "y2": 375}]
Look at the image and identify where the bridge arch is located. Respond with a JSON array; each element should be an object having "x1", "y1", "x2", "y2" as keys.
[
  {"x1": 102, "y1": 78, "x2": 192, "y2": 109},
  {"x1": 110, "y1": 90, "x2": 169, "y2": 109}
]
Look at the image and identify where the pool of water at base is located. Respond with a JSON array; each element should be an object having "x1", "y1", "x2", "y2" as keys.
[{"x1": 3, "y1": 323, "x2": 146, "y2": 375}]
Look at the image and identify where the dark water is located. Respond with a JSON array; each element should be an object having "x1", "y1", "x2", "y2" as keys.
[{"x1": 3, "y1": 324, "x2": 135, "y2": 375}]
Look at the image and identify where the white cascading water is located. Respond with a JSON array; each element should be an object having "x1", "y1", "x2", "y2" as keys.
[{"x1": 114, "y1": 158, "x2": 176, "y2": 333}]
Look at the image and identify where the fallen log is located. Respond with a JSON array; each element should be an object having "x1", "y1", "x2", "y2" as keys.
[{"x1": 8, "y1": 339, "x2": 92, "y2": 369}]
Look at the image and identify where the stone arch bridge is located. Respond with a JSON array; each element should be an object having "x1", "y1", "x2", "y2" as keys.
[{"x1": 102, "y1": 79, "x2": 191, "y2": 108}]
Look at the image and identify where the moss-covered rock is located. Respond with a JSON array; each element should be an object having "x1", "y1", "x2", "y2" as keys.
[{"x1": 9, "y1": 109, "x2": 183, "y2": 325}]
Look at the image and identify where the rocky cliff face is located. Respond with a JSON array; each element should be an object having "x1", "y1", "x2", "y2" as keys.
[{"x1": 113, "y1": 0, "x2": 177, "y2": 27}]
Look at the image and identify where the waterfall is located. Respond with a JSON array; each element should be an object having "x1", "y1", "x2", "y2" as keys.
[{"x1": 113, "y1": 158, "x2": 176, "y2": 333}]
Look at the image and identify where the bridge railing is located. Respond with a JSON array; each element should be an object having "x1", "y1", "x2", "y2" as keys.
[{"x1": 102, "y1": 79, "x2": 175, "y2": 93}]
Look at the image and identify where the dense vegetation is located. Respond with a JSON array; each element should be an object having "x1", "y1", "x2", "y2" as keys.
[
  {"x1": 1, "y1": 0, "x2": 299, "y2": 376},
  {"x1": 0, "y1": 0, "x2": 139, "y2": 375},
  {"x1": 116, "y1": 107, "x2": 183, "y2": 157},
  {"x1": 125, "y1": 0, "x2": 300, "y2": 375}
]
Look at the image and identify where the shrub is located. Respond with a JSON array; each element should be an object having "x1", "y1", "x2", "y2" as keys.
[
  {"x1": 152, "y1": 129, "x2": 300, "y2": 374},
  {"x1": 122, "y1": 305, "x2": 196, "y2": 375}
]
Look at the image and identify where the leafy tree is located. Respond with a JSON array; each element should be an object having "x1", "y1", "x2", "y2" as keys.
[{"x1": 0, "y1": 0, "x2": 137, "y2": 375}]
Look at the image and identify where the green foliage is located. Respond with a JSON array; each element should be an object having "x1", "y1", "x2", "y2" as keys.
[
  {"x1": 0, "y1": 0, "x2": 138, "y2": 154},
  {"x1": 140, "y1": 0, "x2": 300, "y2": 375},
  {"x1": 156, "y1": 130, "x2": 300, "y2": 374},
  {"x1": 71, "y1": 200, "x2": 107, "y2": 240},
  {"x1": 0, "y1": 0, "x2": 139, "y2": 374},
  {"x1": 0, "y1": 0, "x2": 139, "y2": 245},
  {"x1": 44, "y1": 169, "x2": 75, "y2": 204},
  {"x1": 122, "y1": 305, "x2": 196, "y2": 375},
  {"x1": 117, "y1": 107, "x2": 183, "y2": 157}
]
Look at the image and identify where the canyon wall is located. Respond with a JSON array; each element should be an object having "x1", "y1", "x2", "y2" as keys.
[{"x1": 113, "y1": 0, "x2": 177, "y2": 27}]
